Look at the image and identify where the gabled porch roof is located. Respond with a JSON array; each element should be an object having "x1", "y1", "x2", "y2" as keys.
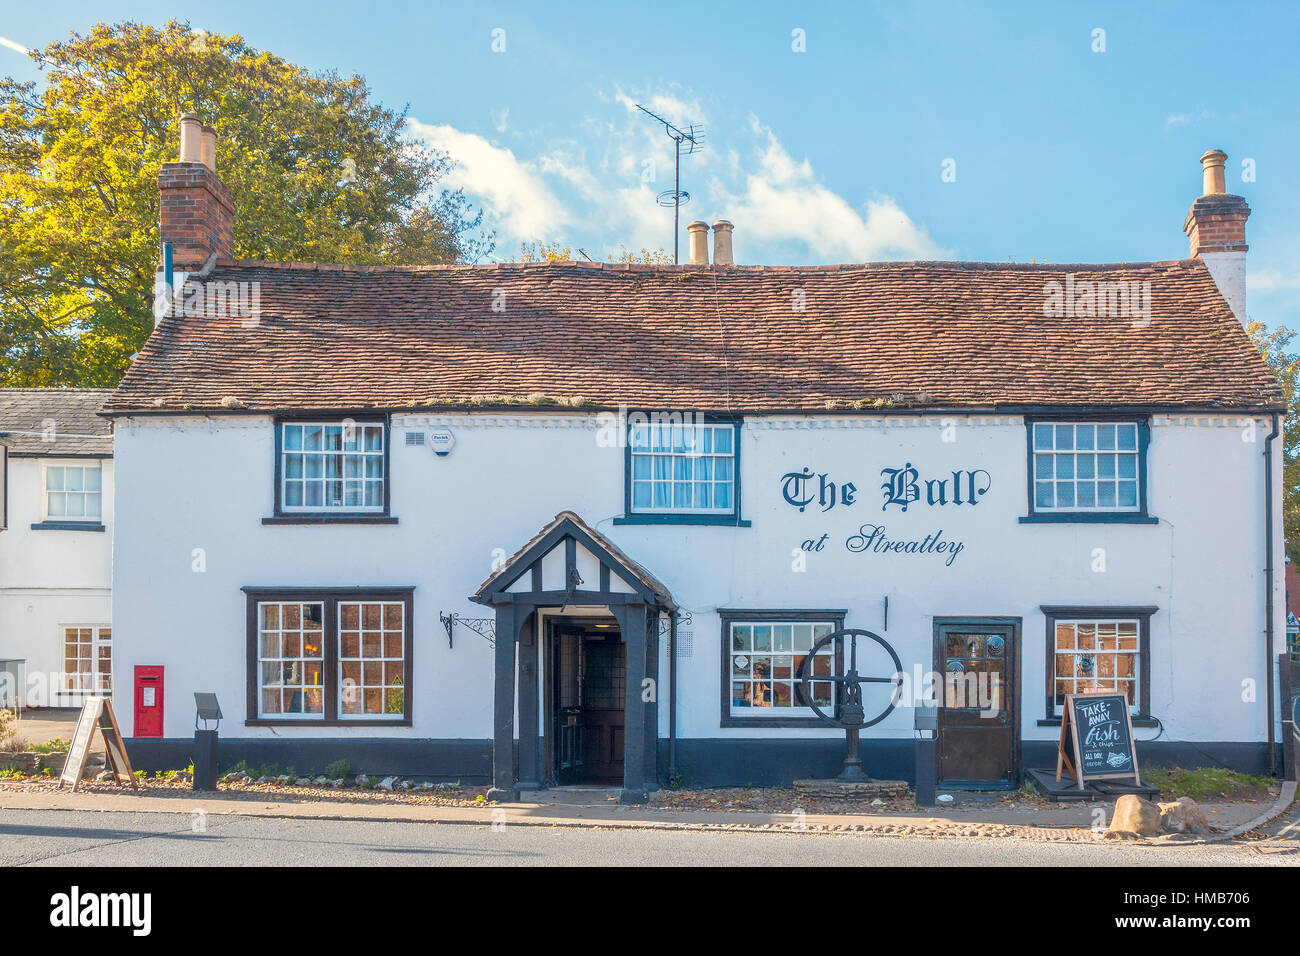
[{"x1": 471, "y1": 510, "x2": 674, "y2": 610}]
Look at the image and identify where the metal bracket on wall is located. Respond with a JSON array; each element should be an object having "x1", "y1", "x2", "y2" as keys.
[
  {"x1": 439, "y1": 612, "x2": 496, "y2": 649},
  {"x1": 659, "y1": 609, "x2": 692, "y2": 637}
]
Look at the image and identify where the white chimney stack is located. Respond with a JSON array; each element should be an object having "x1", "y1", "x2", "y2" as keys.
[
  {"x1": 1183, "y1": 149, "x2": 1250, "y2": 324},
  {"x1": 687, "y1": 220, "x2": 709, "y2": 265},
  {"x1": 712, "y1": 220, "x2": 734, "y2": 266}
]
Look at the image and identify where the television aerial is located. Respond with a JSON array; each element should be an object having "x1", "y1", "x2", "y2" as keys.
[{"x1": 636, "y1": 104, "x2": 704, "y2": 264}]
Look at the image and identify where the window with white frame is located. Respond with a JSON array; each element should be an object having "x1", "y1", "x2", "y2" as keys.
[
  {"x1": 727, "y1": 619, "x2": 838, "y2": 720},
  {"x1": 257, "y1": 602, "x2": 325, "y2": 717},
  {"x1": 62, "y1": 626, "x2": 111, "y2": 693},
  {"x1": 338, "y1": 600, "x2": 406, "y2": 718},
  {"x1": 280, "y1": 422, "x2": 385, "y2": 512},
  {"x1": 45, "y1": 462, "x2": 102, "y2": 521},
  {"x1": 1032, "y1": 421, "x2": 1141, "y2": 512},
  {"x1": 629, "y1": 420, "x2": 736, "y2": 514},
  {"x1": 1052, "y1": 619, "x2": 1139, "y2": 712}
]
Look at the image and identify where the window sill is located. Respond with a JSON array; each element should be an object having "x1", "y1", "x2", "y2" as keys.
[
  {"x1": 244, "y1": 718, "x2": 412, "y2": 728},
  {"x1": 720, "y1": 716, "x2": 831, "y2": 729},
  {"x1": 262, "y1": 515, "x2": 399, "y2": 525},
  {"x1": 30, "y1": 521, "x2": 105, "y2": 532},
  {"x1": 1037, "y1": 717, "x2": 1159, "y2": 728},
  {"x1": 614, "y1": 514, "x2": 751, "y2": 527},
  {"x1": 1019, "y1": 514, "x2": 1158, "y2": 525}
]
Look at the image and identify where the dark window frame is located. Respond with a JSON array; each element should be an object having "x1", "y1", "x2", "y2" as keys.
[
  {"x1": 1020, "y1": 414, "x2": 1158, "y2": 524},
  {"x1": 1038, "y1": 604, "x2": 1157, "y2": 726},
  {"x1": 719, "y1": 608, "x2": 847, "y2": 728},
  {"x1": 265, "y1": 415, "x2": 397, "y2": 525},
  {"x1": 243, "y1": 586, "x2": 414, "y2": 727},
  {"x1": 614, "y1": 412, "x2": 750, "y2": 527}
]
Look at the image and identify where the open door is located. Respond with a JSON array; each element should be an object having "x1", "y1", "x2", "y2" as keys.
[
  {"x1": 551, "y1": 625, "x2": 584, "y2": 784},
  {"x1": 547, "y1": 618, "x2": 625, "y2": 785}
]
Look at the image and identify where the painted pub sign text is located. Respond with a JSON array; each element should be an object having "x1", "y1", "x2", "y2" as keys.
[
  {"x1": 781, "y1": 463, "x2": 991, "y2": 512},
  {"x1": 781, "y1": 463, "x2": 992, "y2": 568}
]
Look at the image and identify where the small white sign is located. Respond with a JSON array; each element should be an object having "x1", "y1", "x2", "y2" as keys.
[
  {"x1": 430, "y1": 429, "x2": 455, "y2": 456},
  {"x1": 143, "y1": 688, "x2": 156, "y2": 707}
]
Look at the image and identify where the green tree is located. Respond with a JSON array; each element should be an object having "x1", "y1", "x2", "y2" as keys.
[
  {"x1": 0, "y1": 20, "x2": 492, "y2": 386},
  {"x1": 516, "y1": 241, "x2": 673, "y2": 264},
  {"x1": 1249, "y1": 322, "x2": 1300, "y2": 564}
]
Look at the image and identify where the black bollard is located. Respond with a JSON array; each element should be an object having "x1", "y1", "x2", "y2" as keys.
[
  {"x1": 913, "y1": 705, "x2": 938, "y2": 807},
  {"x1": 192, "y1": 693, "x2": 223, "y2": 791},
  {"x1": 193, "y1": 728, "x2": 219, "y2": 791}
]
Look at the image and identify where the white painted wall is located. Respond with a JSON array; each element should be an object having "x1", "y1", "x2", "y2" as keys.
[
  {"x1": 0, "y1": 455, "x2": 113, "y2": 705},
  {"x1": 110, "y1": 412, "x2": 1279, "y2": 746}
]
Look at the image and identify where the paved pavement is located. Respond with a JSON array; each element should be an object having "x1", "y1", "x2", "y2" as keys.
[
  {"x1": 2, "y1": 809, "x2": 1295, "y2": 866},
  {"x1": 0, "y1": 783, "x2": 1288, "y2": 838},
  {"x1": 7, "y1": 708, "x2": 82, "y2": 747}
]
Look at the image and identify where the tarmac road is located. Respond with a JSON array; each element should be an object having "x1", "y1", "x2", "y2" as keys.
[{"x1": 1, "y1": 808, "x2": 1296, "y2": 866}]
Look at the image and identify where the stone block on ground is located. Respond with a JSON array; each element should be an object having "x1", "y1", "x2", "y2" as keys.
[{"x1": 1105, "y1": 794, "x2": 1162, "y2": 838}]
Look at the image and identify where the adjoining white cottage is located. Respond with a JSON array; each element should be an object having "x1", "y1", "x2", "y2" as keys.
[
  {"x1": 105, "y1": 120, "x2": 1284, "y2": 801},
  {"x1": 0, "y1": 389, "x2": 115, "y2": 710}
]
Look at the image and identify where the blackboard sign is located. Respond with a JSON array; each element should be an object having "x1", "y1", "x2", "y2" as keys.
[
  {"x1": 1055, "y1": 692, "x2": 1140, "y2": 789},
  {"x1": 58, "y1": 696, "x2": 137, "y2": 792}
]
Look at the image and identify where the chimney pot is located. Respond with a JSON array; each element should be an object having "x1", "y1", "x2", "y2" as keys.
[
  {"x1": 1200, "y1": 148, "x2": 1227, "y2": 195},
  {"x1": 712, "y1": 220, "x2": 734, "y2": 267},
  {"x1": 200, "y1": 124, "x2": 217, "y2": 173},
  {"x1": 687, "y1": 221, "x2": 709, "y2": 265},
  {"x1": 160, "y1": 113, "x2": 235, "y2": 268},
  {"x1": 178, "y1": 113, "x2": 204, "y2": 164}
]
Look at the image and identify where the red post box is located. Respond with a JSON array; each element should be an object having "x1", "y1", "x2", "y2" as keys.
[{"x1": 133, "y1": 665, "x2": 164, "y2": 738}]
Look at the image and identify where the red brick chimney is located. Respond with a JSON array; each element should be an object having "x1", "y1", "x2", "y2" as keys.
[
  {"x1": 158, "y1": 113, "x2": 234, "y2": 268},
  {"x1": 1183, "y1": 149, "x2": 1250, "y2": 322}
]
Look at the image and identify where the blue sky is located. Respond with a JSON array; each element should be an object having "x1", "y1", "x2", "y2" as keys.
[{"x1": 4, "y1": 1, "x2": 1299, "y2": 327}]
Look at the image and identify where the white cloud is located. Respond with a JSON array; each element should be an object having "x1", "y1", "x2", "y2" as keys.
[
  {"x1": 1165, "y1": 110, "x2": 1214, "y2": 132},
  {"x1": 714, "y1": 119, "x2": 946, "y2": 261},
  {"x1": 407, "y1": 90, "x2": 943, "y2": 263},
  {"x1": 407, "y1": 119, "x2": 570, "y2": 241},
  {"x1": 614, "y1": 87, "x2": 705, "y2": 129},
  {"x1": 0, "y1": 35, "x2": 29, "y2": 55},
  {"x1": 491, "y1": 107, "x2": 508, "y2": 134},
  {"x1": 1249, "y1": 267, "x2": 1300, "y2": 296}
]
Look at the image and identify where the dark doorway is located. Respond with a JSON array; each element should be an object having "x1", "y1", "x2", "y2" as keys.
[
  {"x1": 546, "y1": 618, "x2": 625, "y2": 785},
  {"x1": 934, "y1": 619, "x2": 1020, "y2": 790}
]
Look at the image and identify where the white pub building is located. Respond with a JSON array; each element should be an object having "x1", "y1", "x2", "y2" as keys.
[{"x1": 104, "y1": 117, "x2": 1284, "y2": 800}]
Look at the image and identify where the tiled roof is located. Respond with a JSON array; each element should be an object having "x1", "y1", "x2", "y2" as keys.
[
  {"x1": 0, "y1": 389, "x2": 114, "y2": 455},
  {"x1": 107, "y1": 259, "x2": 1281, "y2": 414}
]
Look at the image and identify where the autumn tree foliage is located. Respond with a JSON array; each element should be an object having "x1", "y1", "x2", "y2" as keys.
[{"x1": 0, "y1": 20, "x2": 491, "y2": 385}]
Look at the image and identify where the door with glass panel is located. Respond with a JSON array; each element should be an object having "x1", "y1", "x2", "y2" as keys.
[
  {"x1": 550, "y1": 625, "x2": 585, "y2": 784},
  {"x1": 934, "y1": 620, "x2": 1019, "y2": 789}
]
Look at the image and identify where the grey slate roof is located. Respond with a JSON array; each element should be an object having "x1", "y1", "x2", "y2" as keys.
[{"x1": 0, "y1": 389, "x2": 114, "y2": 456}]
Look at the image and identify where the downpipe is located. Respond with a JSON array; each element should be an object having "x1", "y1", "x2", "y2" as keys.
[{"x1": 1265, "y1": 412, "x2": 1280, "y2": 776}]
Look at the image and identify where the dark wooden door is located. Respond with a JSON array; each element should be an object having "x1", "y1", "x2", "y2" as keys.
[
  {"x1": 935, "y1": 622, "x2": 1018, "y2": 789},
  {"x1": 580, "y1": 637, "x2": 625, "y2": 782},
  {"x1": 551, "y1": 628, "x2": 584, "y2": 784}
]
